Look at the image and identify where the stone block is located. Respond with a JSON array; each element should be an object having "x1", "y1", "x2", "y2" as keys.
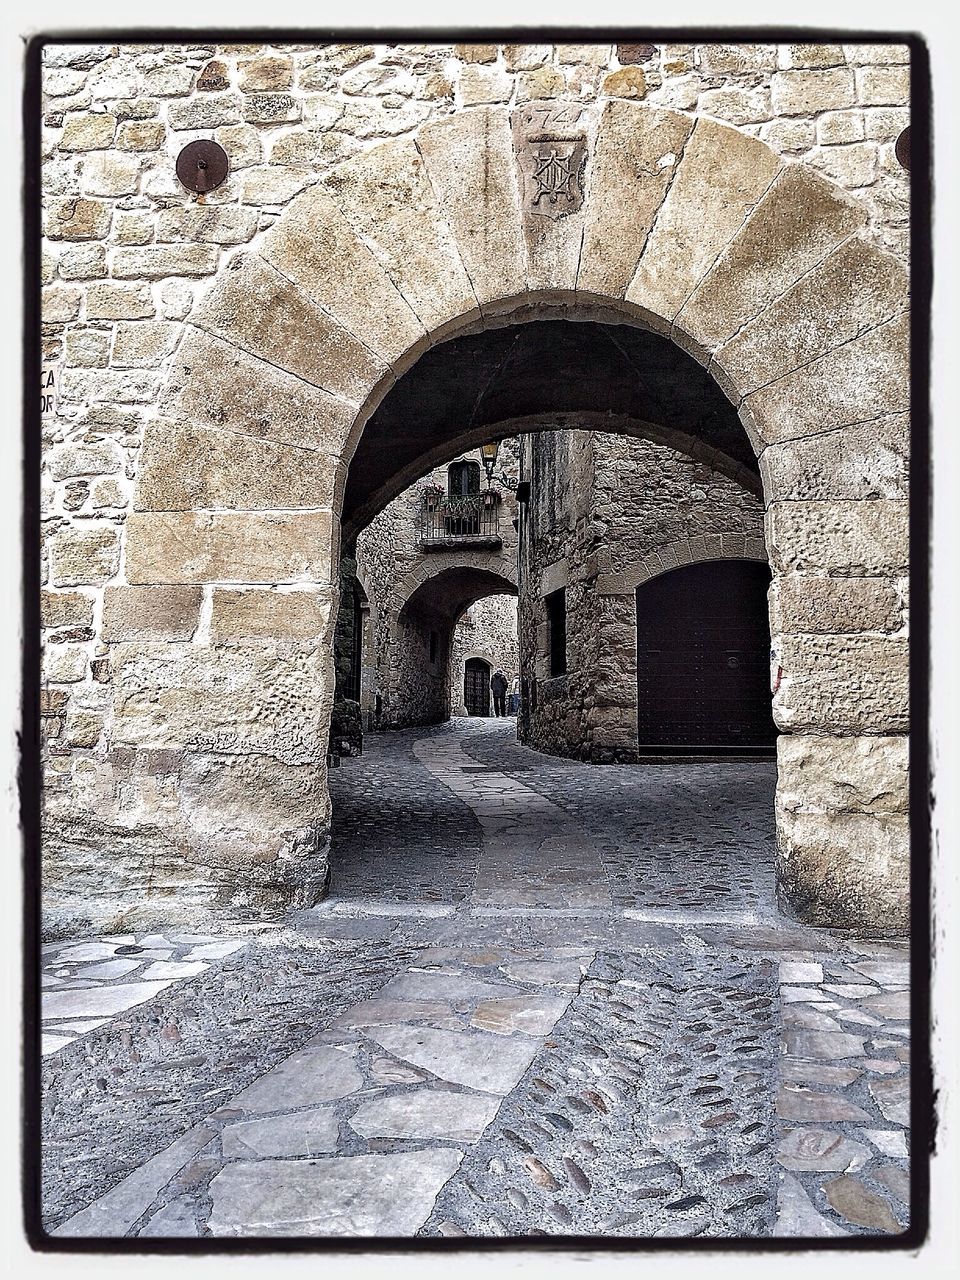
[
  {"x1": 60, "y1": 112, "x2": 116, "y2": 150},
  {"x1": 601, "y1": 67, "x2": 647, "y2": 98},
  {"x1": 214, "y1": 123, "x2": 262, "y2": 168},
  {"x1": 49, "y1": 524, "x2": 120, "y2": 586},
  {"x1": 113, "y1": 245, "x2": 220, "y2": 279},
  {"x1": 161, "y1": 328, "x2": 357, "y2": 453},
  {"x1": 515, "y1": 67, "x2": 566, "y2": 102},
  {"x1": 817, "y1": 110, "x2": 865, "y2": 145},
  {"x1": 815, "y1": 142, "x2": 879, "y2": 188},
  {"x1": 113, "y1": 211, "x2": 155, "y2": 244},
  {"x1": 455, "y1": 43, "x2": 498, "y2": 64},
  {"x1": 102, "y1": 586, "x2": 201, "y2": 641},
  {"x1": 135, "y1": 419, "x2": 338, "y2": 511},
  {"x1": 745, "y1": 311, "x2": 909, "y2": 445},
  {"x1": 124, "y1": 511, "x2": 334, "y2": 585},
  {"x1": 698, "y1": 43, "x2": 778, "y2": 73},
  {"x1": 64, "y1": 710, "x2": 103, "y2": 748},
  {"x1": 766, "y1": 499, "x2": 908, "y2": 576},
  {"x1": 503, "y1": 45, "x2": 550, "y2": 71},
  {"x1": 85, "y1": 282, "x2": 155, "y2": 319},
  {"x1": 238, "y1": 56, "x2": 293, "y2": 92},
  {"x1": 167, "y1": 94, "x2": 242, "y2": 130},
  {"x1": 111, "y1": 321, "x2": 180, "y2": 367},
  {"x1": 42, "y1": 285, "x2": 82, "y2": 322},
  {"x1": 716, "y1": 237, "x2": 908, "y2": 396},
  {"x1": 242, "y1": 94, "x2": 302, "y2": 126},
  {"x1": 41, "y1": 590, "x2": 94, "y2": 628},
  {"x1": 771, "y1": 69, "x2": 856, "y2": 115},
  {"x1": 459, "y1": 65, "x2": 512, "y2": 106},
  {"x1": 91, "y1": 478, "x2": 126, "y2": 508},
  {"x1": 855, "y1": 66, "x2": 910, "y2": 106},
  {"x1": 117, "y1": 120, "x2": 165, "y2": 151},
  {"x1": 44, "y1": 644, "x2": 87, "y2": 682},
  {"x1": 141, "y1": 63, "x2": 195, "y2": 95},
  {"x1": 769, "y1": 575, "x2": 901, "y2": 635},
  {"x1": 58, "y1": 243, "x2": 107, "y2": 280},
  {"x1": 678, "y1": 166, "x2": 865, "y2": 353},
  {"x1": 774, "y1": 634, "x2": 908, "y2": 734},
  {"x1": 59, "y1": 368, "x2": 160, "y2": 405},
  {"x1": 211, "y1": 589, "x2": 333, "y2": 640},
  {"x1": 321, "y1": 135, "x2": 477, "y2": 337},
  {"x1": 627, "y1": 117, "x2": 781, "y2": 323},
  {"x1": 237, "y1": 165, "x2": 313, "y2": 205},
  {"x1": 786, "y1": 44, "x2": 847, "y2": 69},
  {"x1": 777, "y1": 734, "x2": 907, "y2": 815},
  {"x1": 578, "y1": 101, "x2": 693, "y2": 299},
  {"x1": 698, "y1": 86, "x2": 771, "y2": 125},
  {"x1": 760, "y1": 413, "x2": 909, "y2": 502},
  {"x1": 776, "y1": 806, "x2": 908, "y2": 931},
  {"x1": 48, "y1": 440, "x2": 123, "y2": 481},
  {"x1": 81, "y1": 151, "x2": 141, "y2": 196},
  {"x1": 156, "y1": 205, "x2": 259, "y2": 246},
  {"x1": 261, "y1": 186, "x2": 425, "y2": 366},
  {"x1": 111, "y1": 642, "x2": 330, "y2": 765},
  {"x1": 45, "y1": 198, "x2": 111, "y2": 241},
  {"x1": 416, "y1": 108, "x2": 526, "y2": 309},
  {"x1": 188, "y1": 253, "x2": 385, "y2": 404}
]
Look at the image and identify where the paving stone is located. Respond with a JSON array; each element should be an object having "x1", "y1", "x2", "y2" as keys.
[
  {"x1": 497, "y1": 959, "x2": 585, "y2": 989},
  {"x1": 54, "y1": 942, "x2": 123, "y2": 963},
  {"x1": 42, "y1": 1034, "x2": 75, "y2": 1056},
  {"x1": 470, "y1": 995, "x2": 570, "y2": 1036},
  {"x1": 779, "y1": 961, "x2": 823, "y2": 983},
  {"x1": 861, "y1": 990, "x2": 910, "y2": 1019},
  {"x1": 860, "y1": 1128, "x2": 908, "y2": 1157},
  {"x1": 772, "y1": 1172, "x2": 850, "y2": 1236},
  {"x1": 231, "y1": 1045, "x2": 364, "y2": 1113},
  {"x1": 184, "y1": 941, "x2": 248, "y2": 960},
  {"x1": 74, "y1": 958, "x2": 143, "y2": 980},
  {"x1": 874, "y1": 1161, "x2": 910, "y2": 1206},
  {"x1": 207, "y1": 1148, "x2": 464, "y2": 1236},
  {"x1": 868, "y1": 1073, "x2": 910, "y2": 1126},
  {"x1": 783, "y1": 1030, "x2": 866, "y2": 1059},
  {"x1": 44, "y1": 981, "x2": 176, "y2": 1020},
  {"x1": 334, "y1": 998, "x2": 459, "y2": 1029},
  {"x1": 366, "y1": 1024, "x2": 541, "y2": 1095},
  {"x1": 349, "y1": 1087, "x2": 502, "y2": 1142},
  {"x1": 377, "y1": 971, "x2": 522, "y2": 1006},
  {"x1": 369, "y1": 1056, "x2": 429, "y2": 1085},
  {"x1": 823, "y1": 1174, "x2": 904, "y2": 1233},
  {"x1": 851, "y1": 961, "x2": 910, "y2": 985},
  {"x1": 222, "y1": 1107, "x2": 340, "y2": 1157},
  {"x1": 777, "y1": 1128, "x2": 871, "y2": 1171},
  {"x1": 140, "y1": 960, "x2": 210, "y2": 981}
]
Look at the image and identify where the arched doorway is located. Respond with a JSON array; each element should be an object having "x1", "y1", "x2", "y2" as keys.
[
  {"x1": 636, "y1": 561, "x2": 776, "y2": 755},
  {"x1": 464, "y1": 658, "x2": 492, "y2": 717},
  {"x1": 93, "y1": 102, "x2": 909, "y2": 932}
]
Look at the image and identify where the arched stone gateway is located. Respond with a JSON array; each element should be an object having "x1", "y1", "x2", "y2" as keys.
[{"x1": 49, "y1": 101, "x2": 909, "y2": 934}]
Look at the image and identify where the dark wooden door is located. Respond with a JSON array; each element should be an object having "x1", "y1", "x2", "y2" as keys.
[
  {"x1": 636, "y1": 560, "x2": 776, "y2": 754},
  {"x1": 464, "y1": 659, "x2": 491, "y2": 716}
]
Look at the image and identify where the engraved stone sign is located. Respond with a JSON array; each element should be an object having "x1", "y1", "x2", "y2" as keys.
[{"x1": 513, "y1": 101, "x2": 588, "y2": 220}]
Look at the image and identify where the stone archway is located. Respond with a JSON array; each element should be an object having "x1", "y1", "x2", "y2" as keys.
[{"x1": 94, "y1": 101, "x2": 909, "y2": 932}]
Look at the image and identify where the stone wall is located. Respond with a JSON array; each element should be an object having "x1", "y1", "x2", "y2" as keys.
[
  {"x1": 37, "y1": 38, "x2": 912, "y2": 933},
  {"x1": 518, "y1": 430, "x2": 766, "y2": 762},
  {"x1": 450, "y1": 596, "x2": 520, "y2": 716}
]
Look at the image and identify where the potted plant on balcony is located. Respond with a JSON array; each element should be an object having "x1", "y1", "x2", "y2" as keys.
[
  {"x1": 481, "y1": 488, "x2": 502, "y2": 508},
  {"x1": 423, "y1": 484, "x2": 444, "y2": 509}
]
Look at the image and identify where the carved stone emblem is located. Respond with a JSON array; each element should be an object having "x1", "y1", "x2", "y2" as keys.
[{"x1": 513, "y1": 101, "x2": 588, "y2": 219}]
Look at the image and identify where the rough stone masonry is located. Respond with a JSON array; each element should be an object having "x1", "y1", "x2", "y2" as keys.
[{"x1": 39, "y1": 39, "x2": 911, "y2": 936}]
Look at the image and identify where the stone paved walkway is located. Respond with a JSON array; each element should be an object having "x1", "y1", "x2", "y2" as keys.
[{"x1": 41, "y1": 717, "x2": 911, "y2": 1241}]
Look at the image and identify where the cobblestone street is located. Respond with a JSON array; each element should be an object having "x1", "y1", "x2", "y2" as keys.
[{"x1": 41, "y1": 719, "x2": 911, "y2": 1242}]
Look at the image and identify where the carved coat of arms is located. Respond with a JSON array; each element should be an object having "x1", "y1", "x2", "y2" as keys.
[{"x1": 513, "y1": 101, "x2": 588, "y2": 220}]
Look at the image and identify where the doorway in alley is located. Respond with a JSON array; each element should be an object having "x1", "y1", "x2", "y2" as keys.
[{"x1": 464, "y1": 657, "x2": 492, "y2": 716}]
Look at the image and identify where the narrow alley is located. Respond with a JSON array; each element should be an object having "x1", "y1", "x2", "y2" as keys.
[{"x1": 41, "y1": 719, "x2": 911, "y2": 1241}]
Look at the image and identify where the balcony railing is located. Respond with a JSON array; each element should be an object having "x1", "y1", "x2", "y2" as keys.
[{"x1": 419, "y1": 489, "x2": 502, "y2": 548}]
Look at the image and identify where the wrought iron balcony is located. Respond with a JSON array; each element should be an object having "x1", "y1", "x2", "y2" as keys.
[{"x1": 419, "y1": 487, "x2": 502, "y2": 549}]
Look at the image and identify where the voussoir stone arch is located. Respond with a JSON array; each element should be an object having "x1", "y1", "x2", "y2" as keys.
[
  {"x1": 395, "y1": 554, "x2": 519, "y2": 622},
  {"x1": 596, "y1": 534, "x2": 768, "y2": 597},
  {"x1": 114, "y1": 98, "x2": 910, "y2": 931}
]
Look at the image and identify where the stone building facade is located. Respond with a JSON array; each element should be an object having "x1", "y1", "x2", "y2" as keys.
[
  {"x1": 518, "y1": 429, "x2": 768, "y2": 761},
  {"x1": 450, "y1": 595, "x2": 520, "y2": 717},
  {"x1": 341, "y1": 443, "x2": 519, "y2": 729},
  {"x1": 36, "y1": 37, "x2": 912, "y2": 935}
]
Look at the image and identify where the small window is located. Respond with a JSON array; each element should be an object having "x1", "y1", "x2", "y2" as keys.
[
  {"x1": 448, "y1": 460, "x2": 481, "y2": 498},
  {"x1": 545, "y1": 588, "x2": 567, "y2": 677},
  {"x1": 429, "y1": 630, "x2": 439, "y2": 664}
]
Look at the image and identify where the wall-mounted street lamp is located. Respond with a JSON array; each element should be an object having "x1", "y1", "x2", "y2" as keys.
[{"x1": 479, "y1": 441, "x2": 500, "y2": 486}]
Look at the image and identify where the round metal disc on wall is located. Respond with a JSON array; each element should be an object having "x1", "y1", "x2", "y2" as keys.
[
  {"x1": 895, "y1": 126, "x2": 910, "y2": 171},
  {"x1": 175, "y1": 139, "x2": 229, "y2": 194}
]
